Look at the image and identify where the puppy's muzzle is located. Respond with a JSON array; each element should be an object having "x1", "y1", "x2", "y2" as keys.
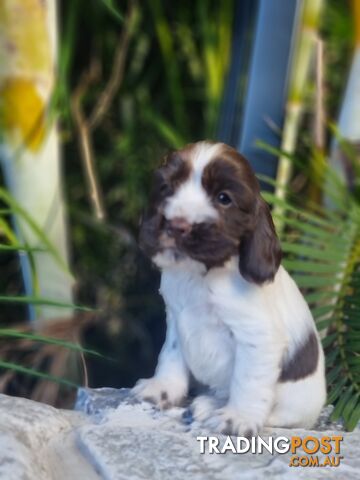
[{"x1": 165, "y1": 217, "x2": 192, "y2": 238}]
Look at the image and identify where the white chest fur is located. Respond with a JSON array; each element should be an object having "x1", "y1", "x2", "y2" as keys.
[
  {"x1": 159, "y1": 258, "x2": 284, "y2": 393},
  {"x1": 134, "y1": 256, "x2": 326, "y2": 431}
]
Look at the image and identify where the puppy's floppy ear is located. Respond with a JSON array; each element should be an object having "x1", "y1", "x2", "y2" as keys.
[{"x1": 239, "y1": 198, "x2": 282, "y2": 284}]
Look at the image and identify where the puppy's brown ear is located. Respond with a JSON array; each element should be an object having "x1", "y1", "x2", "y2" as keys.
[{"x1": 239, "y1": 198, "x2": 282, "y2": 284}]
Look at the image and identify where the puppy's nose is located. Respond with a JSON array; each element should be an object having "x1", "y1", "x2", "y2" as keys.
[{"x1": 166, "y1": 217, "x2": 192, "y2": 237}]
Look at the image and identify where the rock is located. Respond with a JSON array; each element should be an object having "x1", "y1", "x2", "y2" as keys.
[
  {"x1": 0, "y1": 394, "x2": 68, "y2": 480},
  {"x1": 75, "y1": 388, "x2": 360, "y2": 480},
  {"x1": 0, "y1": 389, "x2": 359, "y2": 480},
  {"x1": 74, "y1": 388, "x2": 353, "y2": 431},
  {"x1": 0, "y1": 393, "x2": 97, "y2": 480},
  {"x1": 75, "y1": 387, "x2": 139, "y2": 416}
]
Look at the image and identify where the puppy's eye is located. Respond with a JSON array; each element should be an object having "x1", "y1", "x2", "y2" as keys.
[{"x1": 217, "y1": 191, "x2": 232, "y2": 206}]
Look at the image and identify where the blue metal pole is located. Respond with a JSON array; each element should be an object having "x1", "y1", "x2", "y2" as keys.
[
  {"x1": 0, "y1": 152, "x2": 36, "y2": 322},
  {"x1": 219, "y1": 0, "x2": 301, "y2": 187}
]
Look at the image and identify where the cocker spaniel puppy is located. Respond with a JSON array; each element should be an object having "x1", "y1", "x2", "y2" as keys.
[{"x1": 133, "y1": 141, "x2": 326, "y2": 436}]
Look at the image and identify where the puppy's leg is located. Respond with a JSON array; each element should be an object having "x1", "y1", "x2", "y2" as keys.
[
  {"x1": 132, "y1": 311, "x2": 189, "y2": 409},
  {"x1": 206, "y1": 339, "x2": 282, "y2": 436}
]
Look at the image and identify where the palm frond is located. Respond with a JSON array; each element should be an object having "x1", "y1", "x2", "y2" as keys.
[
  {"x1": 0, "y1": 328, "x2": 101, "y2": 357},
  {"x1": 0, "y1": 187, "x2": 71, "y2": 274},
  {"x1": 0, "y1": 360, "x2": 78, "y2": 388},
  {"x1": 0, "y1": 295, "x2": 92, "y2": 311}
]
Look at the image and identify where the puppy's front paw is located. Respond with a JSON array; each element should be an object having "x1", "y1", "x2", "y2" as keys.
[
  {"x1": 132, "y1": 377, "x2": 186, "y2": 409},
  {"x1": 190, "y1": 395, "x2": 223, "y2": 422},
  {"x1": 205, "y1": 406, "x2": 260, "y2": 437}
]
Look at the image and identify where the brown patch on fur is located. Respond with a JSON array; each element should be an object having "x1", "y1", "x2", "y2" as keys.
[
  {"x1": 201, "y1": 145, "x2": 282, "y2": 282},
  {"x1": 139, "y1": 148, "x2": 192, "y2": 257},
  {"x1": 202, "y1": 153, "x2": 258, "y2": 239},
  {"x1": 279, "y1": 331, "x2": 319, "y2": 382},
  {"x1": 239, "y1": 198, "x2": 282, "y2": 284},
  {"x1": 177, "y1": 221, "x2": 239, "y2": 269},
  {"x1": 151, "y1": 150, "x2": 192, "y2": 209}
]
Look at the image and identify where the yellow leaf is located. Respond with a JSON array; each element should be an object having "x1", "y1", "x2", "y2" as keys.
[{"x1": 0, "y1": 78, "x2": 46, "y2": 151}]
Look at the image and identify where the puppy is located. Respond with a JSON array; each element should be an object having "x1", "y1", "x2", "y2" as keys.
[{"x1": 133, "y1": 141, "x2": 326, "y2": 436}]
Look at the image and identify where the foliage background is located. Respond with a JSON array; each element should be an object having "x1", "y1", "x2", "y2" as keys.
[
  {"x1": 58, "y1": 0, "x2": 235, "y2": 389},
  {"x1": 0, "y1": 0, "x2": 359, "y2": 425}
]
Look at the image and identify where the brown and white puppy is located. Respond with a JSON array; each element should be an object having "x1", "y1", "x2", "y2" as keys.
[{"x1": 133, "y1": 141, "x2": 326, "y2": 436}]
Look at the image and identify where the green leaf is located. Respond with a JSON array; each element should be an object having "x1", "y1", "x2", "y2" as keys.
[
  {"x1": 276, "y1": 215, "x2": 342, "y2": 242},
  {"x1": 148, "y1": 0, "x2": 187, "y2": 135},
  {"x1": 283, "y1": 260, "x2": 340, "y2": 274},
  {"x1": 263, "y1": 192, "x2": 338, "y2": 229},
  {"x1": 312, "y1": 304, "x2": 335, "y2": 319},
  {"x1": 326, "y1": 364, "x2": 343, "y2": 385},
  {"x1": 325, "y1": 348, "x2": 339, "y2": 368},
  {"x1": 344, "y1": 297, "x2": 360, "y2": 307},
  {"x1": 0, "y1": 295, "x2": 92, "y2": 311},
  {"x1": 100, "y1": 0, "x2": 124, "y2": 22},
  {"x1": 327, "y1": 376, "x2": 347, "y2": 404},
  {"x1": 342, "y1": 393, "x2": 359, "y2": 424},
  {"x1": 0, "y1": 216, "x2": 18, "y2": 244},
  {"x1": 346, "y1": 356, "x2": 360, "y2": 366},
  {"x1": 346, "y1": 402, "x2": 360, "y2": 431},
  {"x1": 256, "y1": 142, "x2": 300, "y2": 167},
  {"x1": 0, "y1": 243, "x2": 46, "y2": 253},
  {"x1": 305, "y1": 291, "x2": 338, "y2": 303},
  {"x1": 0, "y1": 188, "x2": 72, "y2": 276},
  {"x1": 142, "y1": 109, "x2": 186, "y2": 149},
  {"x1": 344, "y1": 331, "x2": 360, "y2": 340},
  {"x1": 0, "y1": 360, "x2": 77, "y2": 388},
  {"x1": 316, "y1": 317, "x2": 335, "y2": 331},
  {"x1": 322, "y1": 333, "x2": 338, "y2": 349},
  {"x1": 292, "y1": 274, "x2": 340, "y2": 288},
  {"x1": 281, "y1": 242, "x2": 345, "y2": 261},
  {"x1": 331, "y1": 386, "x2": 353, "y2": 420},
  {"x1": 350, "y1": 365, "x2": 360, "y2": 377},
  {"x1": 0, "y1": 329, "x2": 101, "y2": 357},
  {"x1": 344, "y1": 340, "x2": 360, "y2": 351}
]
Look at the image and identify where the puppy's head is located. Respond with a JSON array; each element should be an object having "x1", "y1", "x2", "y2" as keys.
[{"x1": 139, "y1": 141, "x2": 281, "y2": 284}]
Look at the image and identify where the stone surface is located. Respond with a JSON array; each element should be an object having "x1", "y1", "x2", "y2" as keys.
[
  {"x1": 75, "y1": 388, "x2": 360, "y2": 480},
  {"x1": 0, "y1": 394, "x2": 99, "y2": 480},
  {"x1": 0, "y1": 389, "x2": 359, "y2": 479},
  {"x1": 76, "y1": 387, "x2": 139, "y2": 416}
]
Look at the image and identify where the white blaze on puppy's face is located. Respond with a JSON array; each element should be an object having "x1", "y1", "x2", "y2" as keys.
[{"x1": 163, "y1": 142, "x2": 222, "y2": 225}]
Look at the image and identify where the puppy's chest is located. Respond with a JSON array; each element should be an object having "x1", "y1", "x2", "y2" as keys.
[{"x1": 160, "y1": 269, "x2": 236, "y2": 388}]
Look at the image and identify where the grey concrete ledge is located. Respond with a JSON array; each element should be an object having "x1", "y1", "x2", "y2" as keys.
[{"x1": 0, "y1": 389, "x2": 358, "y2": 480}]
